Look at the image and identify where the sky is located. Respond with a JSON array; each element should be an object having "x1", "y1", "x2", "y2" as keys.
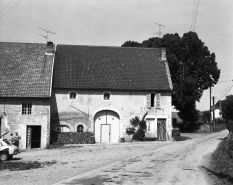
[{"x1": 0, "y1": 0, "x2": 233, "y2": 111}]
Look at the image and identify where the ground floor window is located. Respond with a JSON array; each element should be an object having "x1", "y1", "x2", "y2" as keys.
[{"x1": 77, "y1": 125, "x2": 84, "y2": 133}]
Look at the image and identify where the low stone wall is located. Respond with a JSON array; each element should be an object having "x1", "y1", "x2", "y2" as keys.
[{"x1": 51, "y1": 132, "x2": 95, "y2": 144}]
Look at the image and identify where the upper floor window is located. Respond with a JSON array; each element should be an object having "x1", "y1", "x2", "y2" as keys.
[
  {"x1": 146, "y1": 93, "x2": 161, "y2": 108},
  {"x1": 22, "y1": 103, "x2": 32, "y2": 115},
  {"x1": 70, "y1": 92, "x2": 76, "y2": 99},
  {"x1": 102, "y1": 91, "x2": 112, "y2": 101},
  {"x1": 77, "y1": 125, "x2": 84, "y2": 133}
]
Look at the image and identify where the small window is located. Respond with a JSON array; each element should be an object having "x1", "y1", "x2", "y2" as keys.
[
  {"x1": 104, "y1": 93, "x2": 110, "y2": 100},
  {"x1": 70, "y1": 92, "x2": 76, "y2": 99},
  {"x1": 22, "y1": 103, "x2": 32, "y2": 115},
  {"x1": 102, "y1": 91, "x2": 112, "y2": 101},
  {"x1": 77, "y1": 125, "x2": 84, "y2": 133}
]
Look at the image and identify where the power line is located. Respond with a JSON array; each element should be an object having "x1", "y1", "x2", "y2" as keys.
[
  {"x1": 215, "y1": 83, "x2": 233, "y2": 98},
  {"x1": 0, "y1": 0, "x2": 14, "y2": 12},
  {"x1": 218, "y1": 84, "x2": 233, "y2": 99},
  {"x1": 0, "y1": 0, "x2": 22, "y2": 18},
  {"x1": 191, "y1": 0, "x2": 201, "y2": 31}
]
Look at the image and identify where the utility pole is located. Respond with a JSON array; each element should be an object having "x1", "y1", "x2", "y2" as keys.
[
  {"x1": 209, "y1": 87, "x2": 212, "y2": 131},
  {"x1": 213, "y1": 96, "x2": 215, "y2": 131}
]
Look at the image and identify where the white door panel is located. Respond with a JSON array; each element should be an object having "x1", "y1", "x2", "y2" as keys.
[{"x1": 101, "y1": 124, "x2": 110, "y2": 143}]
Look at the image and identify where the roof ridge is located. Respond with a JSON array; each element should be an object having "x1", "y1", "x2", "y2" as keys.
[
  {"x1": 0, "y1": 42, "x2": 46, "y2": 45},
  {"x1": 57, "y1": 44, "x2": 161, "y2": 50}
]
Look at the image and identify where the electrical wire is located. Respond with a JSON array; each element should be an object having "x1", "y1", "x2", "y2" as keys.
[
  {"x1": 218, "y1": 84, "x2": 233, "y2": 99},
  {"x1": 215, "y1": 83, "x2": 233, "y2": 98},
  {"x1": 190, "y1": 0, "x2": 201, "y2": 31},
  {"x1": 193, "y1": 0, "x2": 201, "y2": 31},
  {"x1": 0, "y1": 0, "x2": 14, "y2": 12},
  {"x1": 0, "y1": 0, "x2": 22, "y2": 18},
  {"x1": 190, "y1": 0, "x2": 197, "y2": 31}
]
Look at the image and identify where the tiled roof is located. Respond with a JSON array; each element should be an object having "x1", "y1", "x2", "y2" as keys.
[
  {"x1": 0, "y1": 42, "x2": 54, "y2": 97},
  {"x1": 53, "y1": 45, "x2": 171, "y2": 91}
]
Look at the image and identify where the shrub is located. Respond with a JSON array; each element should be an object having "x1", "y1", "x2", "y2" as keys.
[
  {"x1": 126, "y1": 127, "x2": 135, "y2": 136},
  {"x1": 132, "y1": 129, "x2": 145, "y2": 141}
]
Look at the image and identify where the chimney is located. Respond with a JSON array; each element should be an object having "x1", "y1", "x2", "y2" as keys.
[
  {"x1": 161, "y1": 47, "x2": 166, "y2": 61},
  {"x1": 45, "y1": 41, "x2": 55, "y2": 56}
]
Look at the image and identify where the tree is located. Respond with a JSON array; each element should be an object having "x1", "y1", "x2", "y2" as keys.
[
  {"x1": 221, "y1": 95, "x2": 233, "y2": 143},
  {"x1": 202, "y1": 110, "x2": 211, "y2": 124},
  {"x1": 122, "y1": 32, "x2": 220, "y2": 124}
]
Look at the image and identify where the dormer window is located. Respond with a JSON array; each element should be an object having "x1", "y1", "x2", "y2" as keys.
[{"x1": 102, "y1": 91, "x2": 112, "y2": 101}]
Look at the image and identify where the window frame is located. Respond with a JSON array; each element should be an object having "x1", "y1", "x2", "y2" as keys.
[
  {"x1": 22, "y1": 102, "x2": 32, "y2": 115},
  {"x1": 68, "y1": 91, "x2": 78, "y2": 101},
  {"x1": 146, "y1": 93, "x2": 161, "y2": 108},
  {"x1": 77, "y1": 125, "x2": 84, "y2": 133},
  {"x1": 102, "y1": 91, "x2": 112, "y2": 101}
]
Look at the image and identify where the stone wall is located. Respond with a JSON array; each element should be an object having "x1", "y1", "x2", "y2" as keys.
[
  {"x1": 0, "y1": 98, "x2": 50, "y2": 149},
  {"x1": 51, "y1": 131, "x2": 95, "y2": 144},
  {"x1": 51, "y1": 89, "x2": 172, "y2": 140}
]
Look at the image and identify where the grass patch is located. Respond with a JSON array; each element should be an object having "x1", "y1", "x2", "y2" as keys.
[
  {"x1": 208, "y1": 138, "x2": 233, "y2": 185},
  {"x1": 0, "y1": 160, "x2": 57, "y2": 171}
]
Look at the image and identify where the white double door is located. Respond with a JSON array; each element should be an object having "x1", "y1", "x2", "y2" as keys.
[{"x1": 95, "y1": 110, "x2": 120, "y2": 143}]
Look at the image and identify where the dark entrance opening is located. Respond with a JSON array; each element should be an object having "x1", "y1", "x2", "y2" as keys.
[{"x1": 27, "y1": 126, "x2": 41, "y2": 149}]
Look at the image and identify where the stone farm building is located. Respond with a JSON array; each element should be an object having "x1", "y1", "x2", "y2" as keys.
[
  {"x1": 0, "y1": 42, "x2": 173, "y2": 149},
  {"x1": 0, "y1": 42, "x2": 54, "y2": 149}
]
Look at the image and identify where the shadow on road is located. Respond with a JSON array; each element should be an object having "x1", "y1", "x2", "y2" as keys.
[
  {"x1": 201, "y1": 166, "x2": 233, "y2": 184},
  {"x1": 174, "y1": 136, "x2": 192, "y2": 141}
]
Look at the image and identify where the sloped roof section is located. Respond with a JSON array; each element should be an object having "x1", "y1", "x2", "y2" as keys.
[
  {"x1": 53, "y1": 45, "x2": 171, "y2": 91},
  {"x1": 0, "y1": 42, "x2": 54, "y2": 97}
]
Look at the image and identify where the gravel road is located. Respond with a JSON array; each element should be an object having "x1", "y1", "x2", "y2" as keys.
[{"x1": 0, "y1": 130, "x2": 228, "y2": 185}]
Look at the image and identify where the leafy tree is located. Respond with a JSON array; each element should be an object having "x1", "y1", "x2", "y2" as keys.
[
  {"x1": 122, "y1": 32, "x2": 220, "y2": 124},
  {"x1": 221, "y1": 95, "x2": 233, "y2": 142},
  {"x1": 202, "y1": 110, "x2": 211, "y2": 124}
]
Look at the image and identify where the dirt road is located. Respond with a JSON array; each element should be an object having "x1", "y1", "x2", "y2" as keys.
[
  {"x1": 54, "y1": 130, "x2": 228, "y2": 185},
  {"x1": 0, "y1": 130, "x2": 227, "y2": 185}
]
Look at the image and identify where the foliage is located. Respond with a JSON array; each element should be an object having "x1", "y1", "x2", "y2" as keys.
[
  {"x1": 132, "y1": 129, "x2": 145, "y2": 141},
  {"x1": 129, "y1": 116, "x2": 147, "y2": 131},
  {"x1": 221, "y1": 95, "x2": 233, "y2": 122},
  {"x1": 211, "y1": 139, "x2": 233, "y2": 184},
  {"x1": 128, "y1": 116, "x2": 147, "y2": 141},
  {"x1": 202, "y1": 110, "x2": 211, "y2": 124},
  {"x1": 125, "y1": 127, "x2": 136, "y2": 136},
  {"x1": 122, "y1": 32, "x2": 220, "y2": 123},
  {"x1": 221, "y1": 95, "x2": 233, "y2": 143}
]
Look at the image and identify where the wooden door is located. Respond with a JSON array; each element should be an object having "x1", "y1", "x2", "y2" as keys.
[
  {"x1": 26, "y1": 126, "x2": 32, "y2": 149},
  {"x1": 157, "y1": 119, "x2": 166, "y2": 141},
  {"x1": 101, "y1": 124, "x2": 110, "y2": 143}
]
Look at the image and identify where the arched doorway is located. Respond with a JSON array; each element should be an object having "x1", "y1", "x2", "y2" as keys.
[{"x1": 94, "y1": 110, "x2": 120, "y2": 143}]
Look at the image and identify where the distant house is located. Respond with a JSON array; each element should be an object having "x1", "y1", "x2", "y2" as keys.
[
  {"x1": 51, "y1": 45, "x2": 173, "y2": 142},
  {"x1": 0, "y1": 42, "x2": 55, "y2": 149}
]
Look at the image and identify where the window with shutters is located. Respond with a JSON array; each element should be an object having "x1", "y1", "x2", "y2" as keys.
[{"x1": 146, "y1": 94, "x2": 161, "y2": 108}]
